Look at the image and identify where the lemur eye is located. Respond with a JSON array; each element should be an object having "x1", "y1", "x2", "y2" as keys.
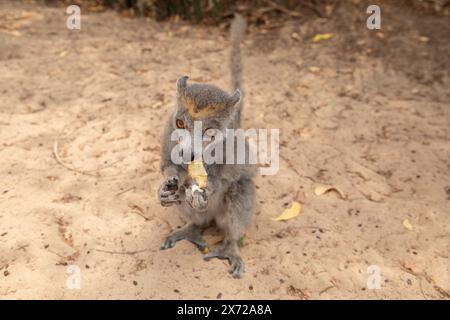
[
  {"x1": 176, "y1": 119, "x2": 185, "y2": 129},
  {"x1": 204, "y1": 128, "x2": 217, "y2": 137}
]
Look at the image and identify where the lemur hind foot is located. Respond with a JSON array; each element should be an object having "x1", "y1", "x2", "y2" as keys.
[{"x1": 160, "y1": 223, "x2": 207, "y2": 251}]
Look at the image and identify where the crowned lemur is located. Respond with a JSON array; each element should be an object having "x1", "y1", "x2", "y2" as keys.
[{"x1": 158, "y1": 14, "x2": 255, "y2": 278}]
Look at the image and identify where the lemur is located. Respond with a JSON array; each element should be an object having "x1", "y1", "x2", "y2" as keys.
[{"x1": 158, "y1": 14, "x2": 255, "y2": 278}]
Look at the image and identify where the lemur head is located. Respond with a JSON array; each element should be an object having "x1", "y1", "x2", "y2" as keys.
[
  {"x1": 172, "y1": 76, "x2": 241, "y2": 160},
  {"x1": 173, "y1": 75, "x2": 241, "y2": 130}
]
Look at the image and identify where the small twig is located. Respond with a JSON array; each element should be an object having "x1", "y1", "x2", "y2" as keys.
[
  {"x1": 279, "y1": 154, "x2": 316, "y2": 183},
  {"x1": 319, "y1": 285, "x2": 335, "y2": 295},
  {"x1": 53, "y1": 125, "x2": 125, "y2": 177},
  {"x1": 115, "y1": 186, "x2": 136, "y2": 196},
  {"x1": 16, "y1": 244, "x2": 29, "y2": 251},
  {"x1": 400, "y1": 262, "x2": 450, "y2": 299},
  {"x1": 419, "y1": 279, "x2": 428, "y2": 300},
  {"x1": 53, "y1": 138, "x2": 98, "y2": 177}
]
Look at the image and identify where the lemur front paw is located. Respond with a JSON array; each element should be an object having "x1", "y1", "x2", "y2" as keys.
[
  {"x1": 159, "y1": 175, "x2": 180, "y2": 207},
  {"x1": 185, "y1": 186, "x2": 208, "y2": 211}
]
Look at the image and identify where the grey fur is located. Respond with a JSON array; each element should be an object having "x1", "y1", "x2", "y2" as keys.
[
  {"x1": 230, "y1": 14, "x2": 246, "y2": 92},
  {"x1": 230, "y1": 14, "x2": 246, "y2": 125},
  {"x1": 158, "y1": 14, "x2": 253, "y2": 278}
]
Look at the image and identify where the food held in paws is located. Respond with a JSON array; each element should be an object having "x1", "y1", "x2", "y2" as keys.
[{"x1": 187, "y1": 159, "x2": 208, "y2": 189}]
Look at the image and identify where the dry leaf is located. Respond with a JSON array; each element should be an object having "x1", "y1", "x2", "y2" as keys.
[
  {"x1": 59, "y1": 50, "x2": 69, "y2": 57},
  {"x1": 314, "y1": 185, "x2": 346, "y2": 199},
  {"x1": 403, "y1": 219, "x2": 413, "y2": 231},
  {"x1": 272, "y1": 201, "x2": 302, "y2": 221},
  {"x1": 308, "y1": 66, "x2": 320, "y2": 73},
  {"x1": 312, "y1": 33, "x2": 333, "y2": 42}
]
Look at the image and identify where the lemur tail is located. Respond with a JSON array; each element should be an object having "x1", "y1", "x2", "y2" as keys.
[{"x1": 230, "y1": 14, "x2": 246, "y2": 92}]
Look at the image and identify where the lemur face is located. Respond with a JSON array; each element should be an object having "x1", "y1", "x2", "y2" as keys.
[{"x1": 173, "y1": 76, "x2": 241, "y2": 160}]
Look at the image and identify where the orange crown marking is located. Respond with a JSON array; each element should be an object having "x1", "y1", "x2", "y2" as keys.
[{"x1": 181, "y1": 95, "x2": 225, "y2": 119}]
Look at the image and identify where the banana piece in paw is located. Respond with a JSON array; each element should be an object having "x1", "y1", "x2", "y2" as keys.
[{"x1": 187, "y1": 159, "x2": 208, "y2": 189}]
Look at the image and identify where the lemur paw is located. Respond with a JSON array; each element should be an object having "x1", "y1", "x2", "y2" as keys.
[
  {"x1": 204, "y1": 248, "x2": 245, "y2": 278},
  {"x1": 159, "y1": 175, "x2": 180, "y2": 207},
  {"x1": 185, "y1": 186, "x2": 208, "y2": 211}
]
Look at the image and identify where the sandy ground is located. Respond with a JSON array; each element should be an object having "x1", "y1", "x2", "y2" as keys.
[{"x1": 0, "y1": 1, "x2": 449, "y2": 299}]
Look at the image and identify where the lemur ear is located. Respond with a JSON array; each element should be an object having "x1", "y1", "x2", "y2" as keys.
[
  {"x1": 229, "y1": 89, "x2": 241, "y2": 106},
  {"x1": 176, "y1": 76, "x2": 188, "y2": 94}
]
